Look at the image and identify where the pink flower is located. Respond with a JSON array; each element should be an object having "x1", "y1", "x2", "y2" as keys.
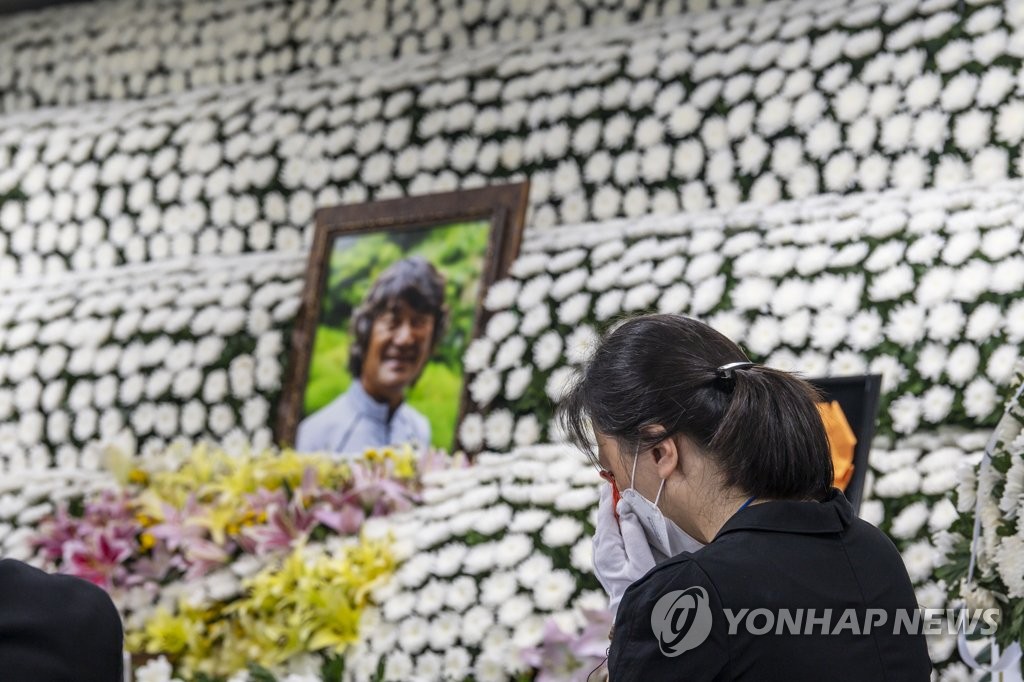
[
  {"x1": 313, "y1": 502, "x2": 365, "y2": 535},
  {"x1": 521, "y1": 610, "x2": 613, "y2": 682}
]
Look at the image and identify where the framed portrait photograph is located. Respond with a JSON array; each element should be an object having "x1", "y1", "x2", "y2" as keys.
[{"x1": 276, "y1": 182, "x2": 529, "y2": 456}]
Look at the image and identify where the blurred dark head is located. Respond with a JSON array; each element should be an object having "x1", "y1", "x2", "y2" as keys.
[{"x1": 559, "y1": 313, "x2": 833, "y2": 502}]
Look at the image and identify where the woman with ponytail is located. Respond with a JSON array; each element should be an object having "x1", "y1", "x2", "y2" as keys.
[{"x1": 559, "y1": 314, "x2": 930, "y2": 681}]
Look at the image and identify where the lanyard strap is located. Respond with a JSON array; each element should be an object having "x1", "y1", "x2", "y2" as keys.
[{"x1": 737, "y1": 495, "x2": 757, "y2": 512}]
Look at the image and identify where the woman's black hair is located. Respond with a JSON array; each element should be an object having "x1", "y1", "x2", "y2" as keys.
[
  {"x1": 559, "y1": 314, "x2": 834, "y2": 501},
  {"x1": 348, "y1": 256, "x2": 449, "y2": 377}
]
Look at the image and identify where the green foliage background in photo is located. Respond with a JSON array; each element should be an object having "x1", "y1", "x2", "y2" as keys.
[{"x1": 304, "y1": 221, "x2": 491, "y2": 449}]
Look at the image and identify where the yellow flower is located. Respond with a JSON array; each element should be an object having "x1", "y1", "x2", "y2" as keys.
[
  {"x1": 102, "y1": 444, "x2": 135, "y2": 486},
  {"x1": 134, "y1": 607, "x2": 204, "y2": 657},
  {"x1": 389, "y1": 444, "x2": 417, "y2": 480},
  {"x1": 127, "y1": 469, "x2": 149, "y2": 486}
]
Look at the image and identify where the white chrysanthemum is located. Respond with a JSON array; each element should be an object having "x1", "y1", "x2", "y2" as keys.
[
  {"x1": 869, "y1": 265, "x2": 915, "y2": 303},
  {"x1": 874, "y1": 108, "x2": 914, "y2": 154},
  {"x1": 445, "y1": 575, "x2": 477, "y2": 612},
  {"x1": 533, "y1": 331, "x2": 563, "y2": 371},
  {"x1": 996, "y1": 100, "x2": 1024, "y2": 145},
  {"x1": 964, "y1": 303, "x2": 1002, "y2": 342},
  {"x1": 964, "y1": 378, "x2": 998, "y2": 419},
  {"x1": 623, "y1": 283, "x2": 659, "y2": 312},
  {"x1": 858, "y1": 500, "x2": 884, "y2": 527},
  {"x1": 514, "y1": 273, "x2": 552, "y2": 310},
  {"x1": 977, "y1": 67, "x2": 1015, "y2": 108},
  {"x1": 480, "y1": 571, "x2": 519, "y2": 608},
  {"x1": 545, "y1": 366, "x2": 577, "y2": 403},
  {"x1": 823, "y1": 152, "x2": 857, "y2": 191},
  {"x1": 595, "y1": 290, "x2": 625, "y2": 321},
  {"x1": 689, "y1": 275, "x2": 725, "y2": 316},
  {"x1": 486, "y1": 311, "x2": 518, "y2": 342},
  {"x1": 873, "y1": 466, "x2": 922, "y2": 498},
  {"x1": 565, "y1": 326, "x2": 599, "y2": 365},
  {"x1": 484, "y1": 410, "x2": 514, "y2": 450},
  {"x1": 925, "y1": 302, "x2": 965, "y2": 344},
  {"x1": 763, "y1": 279, "x2": 805, "y2": 321},
  {"x1": 550, "y1": 269, "x2": 587, "y2": 302},
  {"x1": 485, "y1": 279, "x2": 521, "y2": 311},
  {"x1": 459, "y1": 413, "x2": 485, "y2": 452},
  {"x1": 933, "y1": 154, "x2": 969, "y2": 188},
  {"x1": 954, "y1": 110, "x2": 991, "y2": 152},
  {"x1": 945, "y1": 344, "x2": 981, "y2": 387},
  {"x1": 972, "y1": 147, "x2": 1009, "y2": 184},
  {"x1": 916, "y1": 344, "x2": 949, "y2": 383},
  {"x1": 981, "y1": 226, "x2": 1022, "y2": 261},
  {"x1": 942, "y1": 72, "x2": 979, "y2": 111},
  {"x1": 909, "y1": 109, "x2": 947, "y2": 153},
  {"x1": 999, "y1": 457, "x2": 1024, "y2": 518},
  {"x1": 901, "y1": 540, "x2": 937, "y2": 584},
  {"x1": 540, "y1": 516, "x2": 584, "y2": 547},
  {"x1": 134, "y1": 656, "x2": 174, "y2": 682},
  {"x1": 890, "y1": 501, "x2": 930, "y2": 539},
  {"x1": 533, "y1": 569, "x2": 577, "y2": 612},
  {"x1": 987, "y1": 345, "x2": 1019, "y2": 385},
  {"x1": 869, "y1": 355, "x2": 909, "y2": 395},
  {"x1": 555, "y1": 292, "x2": 591, "y2": 327},
  {"x1": 513, "y1": 415, "x2": 541, "y2": 447},
  {"x1": 906, "y1": 73, "x2": 942, "y2": 111},
  {"x1": 496, "y1": 595, "x2": 534, "y2": 630},
  {"x1": 890, "y1": 394, "x2": 922, "y2": 435},
  {"x1": 519, "y1": 305, "x2": 551, "y2": 339},
  {"x1": 841, "y1": 310, "x2": 881, "y2": 352},
  {"x1": 505, "y1": 366, "x2": 533, "y2": 402},
  {"x1": 494, "y1": 336, "x2": 527, "y2": 371},
  {"x1": 826, "y1": 350, "x2": 865, "y2": 377}
]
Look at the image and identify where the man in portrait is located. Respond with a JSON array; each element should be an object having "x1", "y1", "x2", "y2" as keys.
[{"x1": 296, "y1": 256, "x2": 448, "y2": 455}]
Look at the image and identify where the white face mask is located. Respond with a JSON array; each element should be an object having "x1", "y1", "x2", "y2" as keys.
[{"x1": 618, "y1": 443, "x2": 704, "y2": 561}]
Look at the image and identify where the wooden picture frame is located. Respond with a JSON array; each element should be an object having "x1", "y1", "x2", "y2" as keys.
[{"x1": 276, "y1": 181, "x2": 530, "y2": 455}]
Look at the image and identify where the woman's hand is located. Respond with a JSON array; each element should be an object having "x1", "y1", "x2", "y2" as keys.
[{"x1": 593, "y1": 484, "x2": 656, "y2": 620}]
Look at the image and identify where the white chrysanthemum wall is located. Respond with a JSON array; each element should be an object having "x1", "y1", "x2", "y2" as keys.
[
  {"x1": 1, "y1": 0, "x2": 1022, "y2": 679},
  {"x1": 0, "y1": 0, "x2": 748, "y2": 114},
  {"x1": 3, "y1": 0, "x2": 1024, "y2": 278},
  {"x1": 0, "y1": 253, "x2": 303, "y2": 475},
  {"x1": 463, "y1": 180, "x2": 1024, "y2": 453}
]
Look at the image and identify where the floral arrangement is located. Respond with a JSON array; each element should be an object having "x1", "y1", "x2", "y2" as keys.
[
  {"x1": 463, "y1": 179, "x2": 1024, "y2": 452},
  {"x1": 0, "y1": 0, "x2": 1022, "y2": 279},
  {"x1": 859, "y1": 426, "x2": 989, "y2": 673},
  {"x1": 341, "y1": 444, "x2": 608, "y2": 682},
  {"x1": 15, "y1": 440, "x2": 459, "y2": 680},
  {"x1": 0, "y1": 252, "x2": 304, "y2": 470},
  {"x1": 132, "y1": 539, "x2": 395, "y2": 680},
  {"x1": 0, "y1": 0, "x2": 735, "y2": 113},
  {"x1": 0, "y1": 0, "x2": 1021, "y2": 679},
  {"x1": 940, "y1": 361, "x2": 1024, "y2": 662}
]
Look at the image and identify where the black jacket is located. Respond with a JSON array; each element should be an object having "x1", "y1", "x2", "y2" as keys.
[
  {"x1": 609, "y1": 490, "x2": 931, "y2": 681},
  {"x1": 0, "y1": 559, "x2": 124, "y2": 681}
]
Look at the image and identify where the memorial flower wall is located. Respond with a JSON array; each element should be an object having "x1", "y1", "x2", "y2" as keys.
[
  {"x1": 0, "y1": 0, "x2": 744, "y2": 114},
  {"x1": 0, "y1": 0, "x2": 1022, "y2": 679},
  {"x1": 1, "y1": 0, "x2": 1024, "y2": 278},
  {"x1": 0, "y1": 252, "x2": 304, "y2": 473},
  {"x1": 462, "y1": 180, "x2": 1024, "y2": 453}
]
